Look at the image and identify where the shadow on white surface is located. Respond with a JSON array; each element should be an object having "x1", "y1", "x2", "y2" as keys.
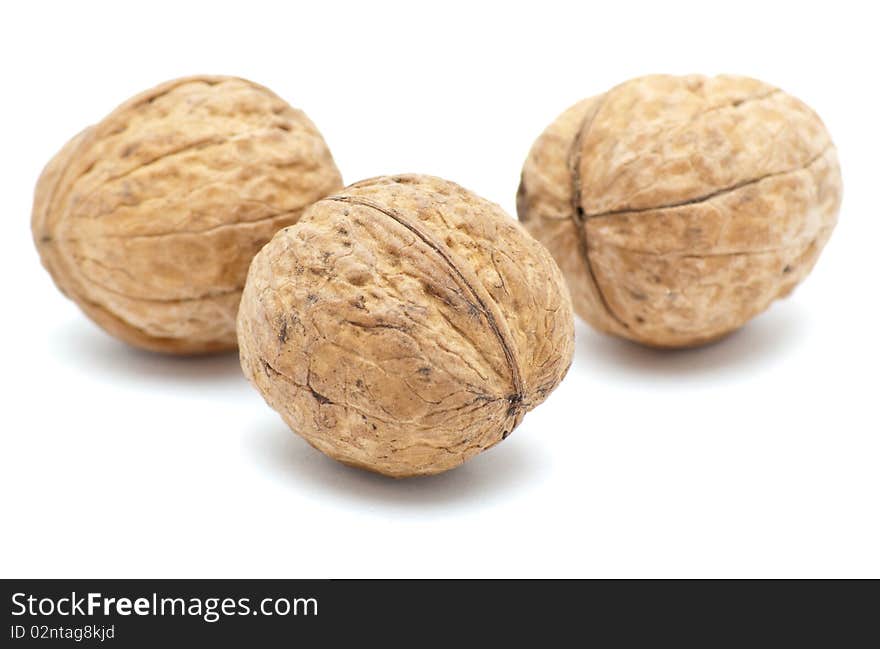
[
  {"x1": 48, "y1": 318, "x2": 244, "y2": 384},
  {"x1": 249, "y1": 419, "x2": 549, "y2": 508},
  {"x1": 576, "y1": 302, "x2": 808, "y2": 379}
]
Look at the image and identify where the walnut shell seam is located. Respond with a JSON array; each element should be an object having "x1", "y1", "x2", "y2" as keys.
[{"x1": 324, "y1": 193, "x2": 527, "y2": 429}]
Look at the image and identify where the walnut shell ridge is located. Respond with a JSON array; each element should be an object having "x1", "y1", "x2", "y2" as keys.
[
  {"x1": 238, "y1": 175, "x2": 575, "y2": 477},
  {"x1": 33, "y1": 75, "x2": 342, "y2": 354},
  {"x1": 518, "y1": 74, "x2": 842, "y2": 348}
]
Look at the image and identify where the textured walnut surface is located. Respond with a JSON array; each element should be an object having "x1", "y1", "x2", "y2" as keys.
[
  {"x1": 238, "y1": 175, "x2": 574, "y2": 477},
  {"x1": 518, "y1": 74, "x2": 842, "y2": 347},
  {"x1": 33, "y1": 75, "x2": 342, "y2": 354}
]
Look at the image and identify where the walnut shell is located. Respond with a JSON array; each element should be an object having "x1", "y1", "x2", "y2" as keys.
[
  {"x1": 238, "y1": 175, "x2": 574, "y2": 477},
  {"x1": 518, "y1": 74, "x2": 842, "y2": 348},
  {"x1": 33, "y1": 76, "x2": 342, "y2": 354}
]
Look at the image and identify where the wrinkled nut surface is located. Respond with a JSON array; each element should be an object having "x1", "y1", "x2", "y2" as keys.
[
  {"x1": 33, "y1": 76, "x2": 342, "y2": 354},
  {"x1": 518, "y1": 74, "x2": 842, "y2": 348},
  {"x1": 238, "y1": 175, "x2": 575, "y2": 477}
]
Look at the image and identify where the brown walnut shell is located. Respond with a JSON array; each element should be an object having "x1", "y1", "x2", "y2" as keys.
[
  {"x1": 33, "y1": 75, "x2": 342, "y2": 354},
  {"x1": 517, "y1": 74, "x2": 842, "y2": 348},
  {"x1": 237, "y1": 175, "x2": 575, "y2": 477}
]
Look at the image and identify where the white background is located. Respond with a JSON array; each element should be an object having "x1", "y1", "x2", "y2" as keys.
[{"x1": 1, "y1": 0, "x2": 877, "y2": 578}]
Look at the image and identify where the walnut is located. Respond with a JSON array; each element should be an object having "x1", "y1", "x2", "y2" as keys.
[
  {"x1": 32, "y1": 76, "x2": 342, "y2": 354},
  {"x1": 518, "y1": 74, "x2": 842, "y2": 347},
  {"x1": 237, "y1": 175, "x2": 574, "y2": 477}
]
